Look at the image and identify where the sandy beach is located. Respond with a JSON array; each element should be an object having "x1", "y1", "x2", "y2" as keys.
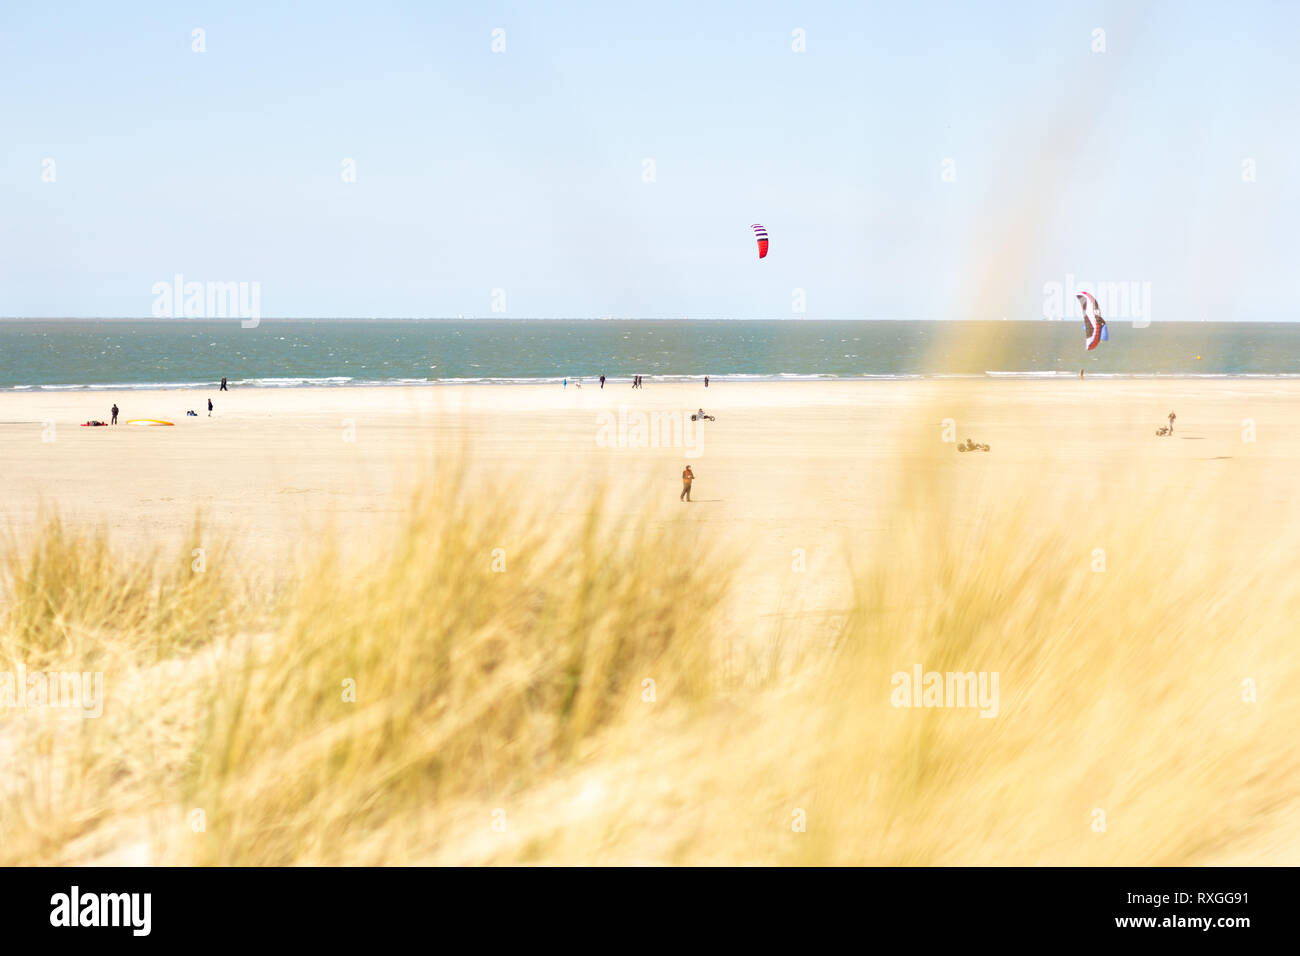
[
  {"x1": 3, "y1": 378, "x2": 1294, "y2": 636},
  {"x1": 4, "y1": 378, "x2": 1300, "y2": 866}
]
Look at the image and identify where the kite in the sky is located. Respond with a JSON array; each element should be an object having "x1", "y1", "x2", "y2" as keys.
[
  {"x1": 751, "y1": 223, "x2": 769, "y2": 259},
  {"x1": 1076, "y1": 291, "x2": 1108, "y2": 350}
]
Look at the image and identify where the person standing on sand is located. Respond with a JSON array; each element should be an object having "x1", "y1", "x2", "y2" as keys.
[
  {"x1": 220, "y1": 376, "x2": 228, "y2": 391},
  {"x1": 600, "y1": 374, "x2": 606, "y2": 389},
  {"x1": 705, "y1": 375, "x2": 709, "y2": 388},
  {"x1": 1168, "y1": 411, "x2": 1175, "y2": 435},
  {"x1": 110, "y1": 403, "x2": 119, "y2": 424},
  {"x1": 680, "y1": 465, "x2": 694, "y2": 502},
  {"x1": 208, "y1": 398, "x2": 213, "y2": 417}
]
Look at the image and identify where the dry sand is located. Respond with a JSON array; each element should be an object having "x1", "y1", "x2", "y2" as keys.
[{"x1": 1, "y1": 379, "x2": 1290, "y2": 640}]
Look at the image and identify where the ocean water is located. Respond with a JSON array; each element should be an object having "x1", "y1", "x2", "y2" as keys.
[{"x1": 0, "y1": 319, "x2": 1296, "y2": 390}]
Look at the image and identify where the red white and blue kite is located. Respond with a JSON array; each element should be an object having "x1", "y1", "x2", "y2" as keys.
[{"x1": 1076, "y1": 290, "x2": 1108, "y2": 350}]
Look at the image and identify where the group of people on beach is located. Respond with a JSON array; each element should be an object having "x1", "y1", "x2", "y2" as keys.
[
  {"x1": 85, "y1": 403, "x2": 122, "y2": 427},
  {"x1": 561, "y1": 374, "x2": 655, "y2": 390},
  {"x1": 562, "y1": 373, "x2": 649, "y2": 389},
  {"x1": 90, "y1": 403, "x2": 124, "y2": 426},
  {"x1": 97, "y1": 398, "x2": 215, "y2": 422},
  {"x1": 555, "y1": 373, "x2": 713, "y2": 503},
  {"x1": 566, "y1": 374, "x2": 713, "y2": 389},
  {"x1": 93, "y1": 379, "x2": 226, "y2": 424}
]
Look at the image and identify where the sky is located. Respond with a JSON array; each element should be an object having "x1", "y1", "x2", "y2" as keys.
[{"x1": 1, "y1": 0, "x2": 1297, "y2": 319}]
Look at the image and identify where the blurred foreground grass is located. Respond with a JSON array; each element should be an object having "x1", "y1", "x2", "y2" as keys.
[{"x1": 1, "y1": 457, "x2": 1297, "y2": 865}]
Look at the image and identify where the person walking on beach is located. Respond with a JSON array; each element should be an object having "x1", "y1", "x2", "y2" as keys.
[
  {"x1": 676, "y1": 468, "x2": 696, "y2": 504},
  {"x1": 220, "y1": 376, "x2": 228, "y2": 392},
  {"x1": 705, "y1": 375, "x2": 709, "y2": 388},
  {"x1": 110, "y1": 403, "x2": 119, "y2": 425},
  {"x1": 208, "y1": 398, "x2": 213, "y2": 417},
  {"x1": 1168, "y1": 411, "x2": 1175, "y2": 435},
  {"x1": 600, "y1": 374, "x2": 606, "y2": 389}
]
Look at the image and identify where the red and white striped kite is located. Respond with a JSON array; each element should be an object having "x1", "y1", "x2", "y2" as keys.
[{"x1": 751, "y1": 223, "x2": 769, "y2": 259}]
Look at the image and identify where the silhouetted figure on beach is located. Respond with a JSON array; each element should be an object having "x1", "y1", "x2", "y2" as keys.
[
  {"x1": 680, "y1": 465, "x2": 694, "y2": 502},
  {"x1": 208, "y1": 398, "x2": 213, "y2": 417},
  {"x1": 220, "y1": 376, "x2": 228, "y2": 391},
  {"x1": 705, "y1": 375, "x2": 709, "y2": 387},
  {"x1": 110, "y1": 403, "x2": 119, "y2": 424},
  {"x1": 600, "y1": 374, "x2": 605, "y2": 389}
]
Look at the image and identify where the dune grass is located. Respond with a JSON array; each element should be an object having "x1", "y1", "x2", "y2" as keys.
[
  {"x1": 1, "y1": 515, "x2": 234, "y2": 670},
  {"x1": 0, "y1": 474, "x2": 731, "y2": 864},
  {"x1": 0, "y1": 451, "x2": 1296, "y2": 865}
]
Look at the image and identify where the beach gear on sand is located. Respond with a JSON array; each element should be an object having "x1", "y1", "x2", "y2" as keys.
[
  {"x1": 80, "y1": 421, "x2": 109, "y2": 427},
  {"x1": 124, "y1": 419, "x2": 175, "y2": 426}
]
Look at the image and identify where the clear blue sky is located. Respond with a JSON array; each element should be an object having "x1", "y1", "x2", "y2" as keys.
[{"x1": 2, "y1": 1, "x2": 1296, "y2": 319}]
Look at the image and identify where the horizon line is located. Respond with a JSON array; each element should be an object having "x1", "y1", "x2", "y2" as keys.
[{"x1": 0, "y1": 316, "x2": 1290, "y2": 323}]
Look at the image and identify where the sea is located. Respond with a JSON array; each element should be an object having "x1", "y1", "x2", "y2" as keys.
[{"x1": 0, "y1": 319, "x2": 1296, "y2": 390}]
